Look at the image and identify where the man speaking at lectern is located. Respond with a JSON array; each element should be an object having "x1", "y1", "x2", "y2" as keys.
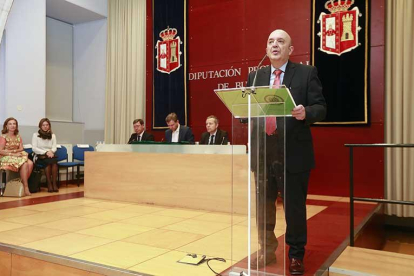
[{"x1": 247, "y1": 29, "x2": 326, "y2": 274}]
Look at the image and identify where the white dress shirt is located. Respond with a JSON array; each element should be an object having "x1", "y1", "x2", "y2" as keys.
[{"x1": 171, "y1": 125, "x2": 180, "y2": 143}]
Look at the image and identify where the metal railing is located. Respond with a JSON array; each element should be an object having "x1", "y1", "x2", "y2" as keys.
[{"x1": 345, "y1": 143, "x2": 414, "y2": 246}]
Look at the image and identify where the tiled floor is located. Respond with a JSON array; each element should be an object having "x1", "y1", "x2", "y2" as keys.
[{"x1": 0, "y1": 188, "x2": 373, "y2": 276}]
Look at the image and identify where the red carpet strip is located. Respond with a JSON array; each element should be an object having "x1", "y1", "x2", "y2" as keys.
[
  {"x1": 223, "y1": 200, "x2": 377, "y2": 275},
  {"x1": 0, "y1": 192, "x2": 84, "y2": 210}
]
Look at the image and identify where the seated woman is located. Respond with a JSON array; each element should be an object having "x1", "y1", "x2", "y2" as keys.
[
  {"x1": 32, "y1": 118, "x2": 59, "y2": 193},
  {"x1": 0, "y1": 117, "x2": 34, "y2": 196}
]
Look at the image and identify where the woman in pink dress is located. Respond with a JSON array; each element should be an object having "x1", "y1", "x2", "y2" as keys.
[{"x1": 0, "y1": 117, "x2": 34, "y2": 196}]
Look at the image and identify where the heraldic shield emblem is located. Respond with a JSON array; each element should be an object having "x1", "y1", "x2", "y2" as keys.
[
  {"x1": 317, "y1": 0, "x2": 361, "y2": 55},
  {"x1": 155, "y1": 27, "x2": 182, "y2": 74}
]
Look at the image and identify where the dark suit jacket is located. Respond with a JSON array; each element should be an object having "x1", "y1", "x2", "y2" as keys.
[
  {"x1": 165, "y1": 125, "x2": 195, "y2": 143},
  {"x1": 127, "y1": 131, "x2": 155, "y2": 144},
  {"x1": 200, "y1": 129, "x2": 229, "y2": 145},
  {"x1": 247, "y1": 61, "x2": 326, "y2": 173}
]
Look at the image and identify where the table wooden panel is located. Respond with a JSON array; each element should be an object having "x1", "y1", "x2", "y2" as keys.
[
  {"x1": 0, "y1": 251, "x2": 11, "y2": 276},
  {"x1": 84, "y1": 151, "x2": 253, "y2": 214}
]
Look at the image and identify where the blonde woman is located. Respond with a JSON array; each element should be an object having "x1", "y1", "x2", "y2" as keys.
[{"x1": 0, "y1": 117, "x2": 34, "y2": 196}]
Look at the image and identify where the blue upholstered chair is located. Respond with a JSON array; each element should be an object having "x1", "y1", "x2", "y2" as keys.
[
  {"x1": 73, "y1": 145, "x2": 94, "y2": 165},
  {"x1": 23, "y1": 147, "x2": 32, "y2": 156},
  {"x1": 56, "y1": 146, "x2": 80, "y2": 187},
  {"x1": 71, "y1": 145, "x2": 94, "y2": 185}
]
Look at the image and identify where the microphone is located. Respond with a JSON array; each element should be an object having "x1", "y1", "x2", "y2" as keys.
[
  {"x1": 221, "y1": 137, "x2": 225, "y2": 145},
  {"x1": 250, "y1": 53, "x2": 268, "y2": 93},
  {"x1": 240, "y1": 53, "x2": 268, "y2": 123}
]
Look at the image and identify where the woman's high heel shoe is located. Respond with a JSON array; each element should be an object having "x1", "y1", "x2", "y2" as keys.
[
  {"x1": 24, "y1": 188, "x2": 32, "y2": 196},
  {"x1": 47, "y1": 182, "x2": 53, "y2": 193}
]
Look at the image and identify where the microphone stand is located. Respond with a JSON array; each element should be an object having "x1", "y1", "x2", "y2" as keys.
[
  {"x1": 240, "y1": 53, "x2": 268, "y2": 123},
  {"x1": 250, "y1": 53, "x2": 268, "y2": 95}
]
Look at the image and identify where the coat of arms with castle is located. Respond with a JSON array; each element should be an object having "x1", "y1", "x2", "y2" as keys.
[
  {"x1": 317, "y1": 0, "x2": 362, "y2": 55},
  {"x1": 155, "y1": 27, "x2": 182, "y2": 74}
]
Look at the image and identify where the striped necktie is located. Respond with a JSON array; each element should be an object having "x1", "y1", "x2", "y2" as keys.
[{"x1": 266, "y1": 69, "x2": 283, "y2": 135}]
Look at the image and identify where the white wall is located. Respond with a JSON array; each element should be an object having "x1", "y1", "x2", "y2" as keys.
[
  {"x1": 73, "y1": 19, "x2": 106, "y2": 131},
  {"x1": 0, "y1": 33, "x2": 5, "y2": 122},
  {"x1": 5, "y1": 0, "x2": 46, "y2": 126},
  {"x1": 18, "y1": 121, "x2": 84, "y2": 146},
  {"x1": 67, "y1": 0, "x2": 107, "y2": 17},
  {"x1": 2, "y1": 0, "x2": 106, "y2": 146},
  {"x1": 46, "y1": 17, "x2": 73, "y2": 121}
]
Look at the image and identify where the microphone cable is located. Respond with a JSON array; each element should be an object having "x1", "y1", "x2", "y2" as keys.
[{"x1": 203, "y1": 257, "x2": 226, "y2": 276}]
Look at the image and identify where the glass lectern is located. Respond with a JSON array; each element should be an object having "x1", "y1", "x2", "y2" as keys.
[{"x1": 215, "y1": 85, "x2": 296, "y2": 276}]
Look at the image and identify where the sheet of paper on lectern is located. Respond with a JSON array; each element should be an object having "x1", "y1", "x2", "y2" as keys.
[{"x1": 214, "y1": 85, "x2": 296, "y2": 118}]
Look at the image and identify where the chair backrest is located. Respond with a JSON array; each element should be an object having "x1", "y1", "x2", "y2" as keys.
[
  {"x1": 55, "y1": 146, "x2": 68, "y2": 162},
  {"x1": 73, "y1": 145, "x2": 94, "y2": 162},
  {"x1": 23, "y1": 148, "x2": 34, "y2": 164}
]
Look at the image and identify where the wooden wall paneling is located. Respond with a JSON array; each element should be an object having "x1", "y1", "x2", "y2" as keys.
[
  {"x1": 84, "y1": 151, "x2": 251, "y2": 214},
  {"x1": 11, "y1": 254, "x2": 103, "y2": 276},
  {"x1": 0, "y1": 251, "x2": 12, "y2": 276},
  {"x1": 244, "y1": 0, "x2": 311, "y2": 60},
  {"x1": 188, "y1": 0, "x2": 245, "y2": 68}
]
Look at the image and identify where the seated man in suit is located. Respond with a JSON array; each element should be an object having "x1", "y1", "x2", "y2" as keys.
[
  {"x1": 164, "y1": 113, "x2": 194, "y2": 143},
  {"x1": 127, "y1": 119, "x2": 154, "y2": 144},
  {"x1": 200, "y1": 115, "x2": 229, "y2": 145}
]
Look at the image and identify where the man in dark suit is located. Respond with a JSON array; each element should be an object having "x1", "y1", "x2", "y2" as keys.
[
  {"x1": 200, "y1": 115, "x2": 229, "y2": 145},
  {"x1": 127, "y1": 119, "x2": 154, "y2": 144},
  {"x1": 164, "y1": 113, "x2": 194, "y2": 143},
  {"x1": 247, "y1": 29, "x2": 326, "y2": 274}
]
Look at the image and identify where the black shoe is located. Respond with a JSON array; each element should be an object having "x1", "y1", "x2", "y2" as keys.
[{"x1": 289, "y1": 258, "x2": 304, "y2": 275}]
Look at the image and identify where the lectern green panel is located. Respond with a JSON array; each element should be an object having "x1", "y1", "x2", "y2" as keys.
[{"x1": 215, "y1": 85, "x2": 296, "y2": 118}]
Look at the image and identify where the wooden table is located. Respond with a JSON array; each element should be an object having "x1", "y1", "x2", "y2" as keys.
[{"x1": 84, "y1": 144, "x2": 253, "y2": 214}]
